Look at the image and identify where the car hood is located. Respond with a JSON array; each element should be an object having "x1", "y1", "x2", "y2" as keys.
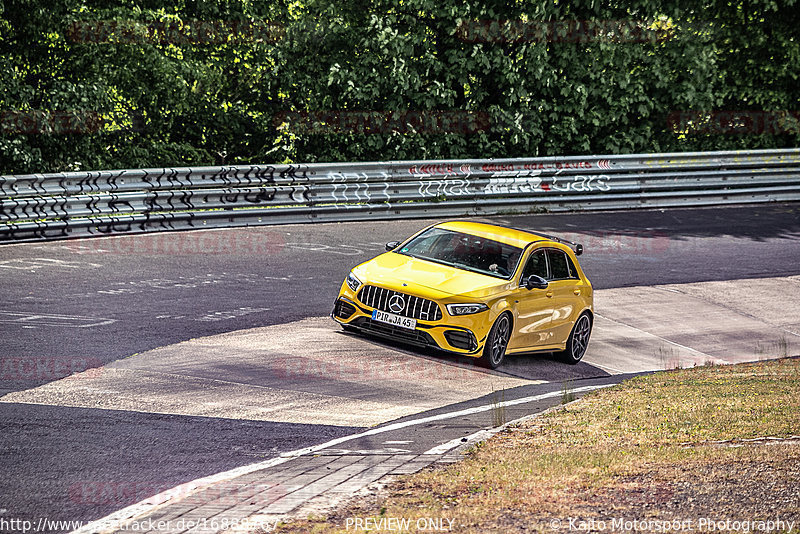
[{"x1": 354, "y1": 252, "x2": 510, "y2": 299}]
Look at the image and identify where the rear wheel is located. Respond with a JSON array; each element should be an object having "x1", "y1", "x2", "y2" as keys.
[
  {"x1": 477, "y1": 313, "x2": 511, "y2": 369},
  {"x1": 558, "y1": 313, "x2": 592, "y2": 364}
]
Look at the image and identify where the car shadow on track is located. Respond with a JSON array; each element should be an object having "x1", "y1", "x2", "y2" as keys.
[{"x1": 336, "y1": 329, "x2": 611, "y2": 383}]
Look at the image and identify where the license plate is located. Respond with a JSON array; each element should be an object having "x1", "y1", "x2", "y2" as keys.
[{"x1": 372, "y1": 309, "x2": 417, "y2": 330}]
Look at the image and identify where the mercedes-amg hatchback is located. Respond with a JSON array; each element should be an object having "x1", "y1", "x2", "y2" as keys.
[{"x1": 331, "y1": 221, "x2": 593, "y2": 368}]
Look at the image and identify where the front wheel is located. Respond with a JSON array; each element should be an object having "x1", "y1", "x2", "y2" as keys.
[
  {"x1": 477, "y1": 313, "x2": 511, "y2": 369},
  {"x1": 558, "y1": 313, "x2": 592, "y2": 364}
]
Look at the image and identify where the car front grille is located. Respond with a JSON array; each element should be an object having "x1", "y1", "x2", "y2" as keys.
[
  {"x1": 357, "y1": 285, "x2": 442, "y2": 321},
  {"x1": 349, "y1": 317, "x2": 438, "y2": 348}
]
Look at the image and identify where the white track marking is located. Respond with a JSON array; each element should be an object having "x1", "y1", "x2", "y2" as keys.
[
  {"x1": 71, "y1": 383, "x2": 613, "y2": 534},
  {"x1": 0, "y1": 311, "x2": 115, "y2": 328}
]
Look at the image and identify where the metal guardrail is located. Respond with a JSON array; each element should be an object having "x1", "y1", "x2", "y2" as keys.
[{"x1": 2, "y1": 148, "x2": 799, "y2": 242}]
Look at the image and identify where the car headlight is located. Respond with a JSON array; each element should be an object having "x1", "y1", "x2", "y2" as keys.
[
  {"x1": 345, "y1": 271, "x2": 361, "y2": 291},
  {"x1": 446, "y1": 303, "x2": 489, "y2": 316}
]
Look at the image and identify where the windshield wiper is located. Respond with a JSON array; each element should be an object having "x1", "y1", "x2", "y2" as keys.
[
  {"x1": 404, "y1": 253, "x2": 507, "y2": 279},
  {"x1": 451, "y1": 261, "x2": 480, "y2": 273},
  {"x1": 451, "y1": 261, "x2": 505, "y2": 278}
]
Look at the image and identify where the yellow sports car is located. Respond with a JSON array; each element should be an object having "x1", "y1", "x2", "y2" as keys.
[{"x1": 331, "y1": 221, "x2": 593, "y2": 368}]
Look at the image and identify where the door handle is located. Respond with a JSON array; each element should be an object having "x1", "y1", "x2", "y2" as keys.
[
  {"x1": 573, "y1": 289, "x2": 581, "y2": 295},
  {"x1": 546, "y1": 291, "x2": 554, "y2": 298}
]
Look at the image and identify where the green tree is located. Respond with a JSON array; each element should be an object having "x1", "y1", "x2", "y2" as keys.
[{"x1": 1, "y1": 0, "x2": 798, "y2": 174}]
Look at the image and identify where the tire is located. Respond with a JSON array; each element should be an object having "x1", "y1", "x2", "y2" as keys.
[
  {"x1": 558, "y1": 312, "x2": 592, "y2": 364},
  {"x1": 477, "y1": 313, "x2": 511, "y2": 369}
]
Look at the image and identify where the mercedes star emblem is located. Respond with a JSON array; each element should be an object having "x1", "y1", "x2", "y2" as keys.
[{"x1": 388, "y1": 295, "x2": 406, "y2": 314}]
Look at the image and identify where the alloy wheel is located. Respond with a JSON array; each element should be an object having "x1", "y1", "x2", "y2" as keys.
[
  {"x1": 571, "y1": 315, "x2": 591, "y2": 361},
  {"x1": 491, "y1": 314, "x2": 510, "y2": 366}
]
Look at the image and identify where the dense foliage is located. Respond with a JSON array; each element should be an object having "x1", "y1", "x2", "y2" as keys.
[{"x1": 1, "y1": 0, "x2": 798, "y2": 173}]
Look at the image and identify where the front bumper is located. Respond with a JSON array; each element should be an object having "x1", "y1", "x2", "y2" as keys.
[{"x1": 331, "y1": 287, "x2": 486, "y2": 356}]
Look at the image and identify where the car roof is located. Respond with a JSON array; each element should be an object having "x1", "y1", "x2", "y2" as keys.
[{"x1": 435, "y1": 221, "x2": 548, "y2": 248}]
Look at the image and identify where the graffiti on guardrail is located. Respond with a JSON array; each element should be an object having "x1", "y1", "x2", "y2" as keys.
[
  {"x1": 318, "y1": 166, "x2": 613, "y2": 203},
  {"x1": 400, "y1": 162, "x2": 613, "y2": 200},
  {"x1": 482, "y1": 175, "x2": 611, "y2": 195},
  {"x1": 326, "y1": 171, "x2": 391, "y2": 203},
  {"x1": 418, "y1": 178, "x2": 472, "y2": 198},
  {"x1": 2, "y1": 149, "x2": 799, "y2": 242},
  {"x1": 405, "y1": 160, "x2": 606, "y2": 178},
  {"x1": 0, "y1": 164, "x2": 312, "y2": 197},
  {"x1": 407, "y1": 164, "x2": 473, "y2": 177},
  {"x1": 0, "y1": 164, "x2": 315, "y2": 239}
]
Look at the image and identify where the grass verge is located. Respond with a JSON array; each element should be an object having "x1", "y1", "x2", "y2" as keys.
[{"x1": 275, "y1": 358, "x2": 800, "y2": 533}]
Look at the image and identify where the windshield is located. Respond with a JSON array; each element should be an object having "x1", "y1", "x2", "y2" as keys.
[{"x1": 396, "y1": 227, "x2": 523, "y2": 279}]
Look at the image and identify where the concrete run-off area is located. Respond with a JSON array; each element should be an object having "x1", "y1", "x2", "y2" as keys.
[
  {"x1": 3, "y1": 275, "x2": 799, "y2": 427},
  {"x1": 1, "y1": 275, "x2": 799, "y2": 533}
]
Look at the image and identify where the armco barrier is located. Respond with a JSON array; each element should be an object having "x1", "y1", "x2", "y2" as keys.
[{"x1": 1, "y1": 148, "x2": 799, "y2": 242}]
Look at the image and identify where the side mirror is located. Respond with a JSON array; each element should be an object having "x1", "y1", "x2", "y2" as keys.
[
  {"x1": 525, "y1": 274, "x2": 549, "y2": 290},
  {"x1": 575, "y1": 244, "x2": 584, "y2": 256},
  {"x1": 385, "y1": 241, "x2": 401, "y2": 252}
]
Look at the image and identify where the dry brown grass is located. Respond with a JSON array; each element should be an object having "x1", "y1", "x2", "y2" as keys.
[{"x1": 276, "y1": 358, "x2": 800, "y2": 533}]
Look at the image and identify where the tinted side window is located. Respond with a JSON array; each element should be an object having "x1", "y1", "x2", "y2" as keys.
[
  {"x1": 521, "y1": 250, "x2": 547, "y2": 280},
  {"x1": 547, "y1": 250, "x2": 570, "y2": 280}
]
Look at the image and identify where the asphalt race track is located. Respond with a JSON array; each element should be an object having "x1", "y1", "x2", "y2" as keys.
[
  {"x1": 1, "y1": 203, "x2": 800, "y2": 529},
  {"x1": 3, "y1": 204, "x2": 800, "y2": 388}
]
